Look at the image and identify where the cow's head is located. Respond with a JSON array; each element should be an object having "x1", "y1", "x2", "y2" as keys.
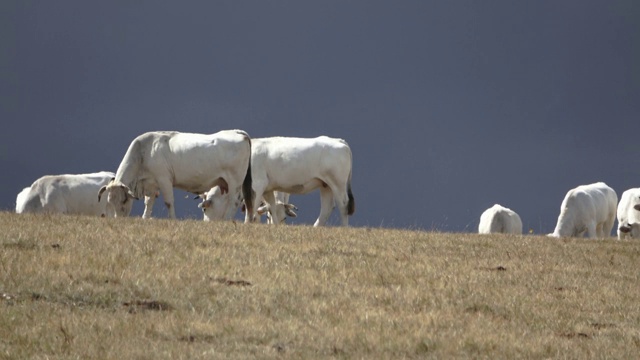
[
  {"x1": 98, "y1": 179, "x2": 137, "y2": 217},
  {"x1": 257, "y1": 201, "x2": 298, "y2": 224},
  {"x1": 198, "y1": 185, "x2": 234, "y2": 221},
  {"x1": 619, "y1": 222, "x2": 640, "y2": 239}
]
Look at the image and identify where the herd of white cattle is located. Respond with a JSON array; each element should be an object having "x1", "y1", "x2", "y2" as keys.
[
  {"x1": 13, "y1": 130, "x2": 640, "y2": 239},
  {"x1": 15, "y1": 130, "x2": 355, "y2": 226},
  {"x1": 479, "y1": 182, "x2": 640, "y2": 239}
]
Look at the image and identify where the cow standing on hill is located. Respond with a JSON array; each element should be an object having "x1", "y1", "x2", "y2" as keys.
[
  {"x1": 246, "y1": 136, "x2": 354, "y2": 226},
  {"x1": 203, "y1": 136, "x2": 355, "y2": 226},
  {"x1": 16, "y1": 171, "x2": 115, "y2": 217},
  {"x1": 478, "y1": 204, "x2": 522, "y2": 234},
  {"x1": 548, "y1": 182, "x2": 617, "y2": 238},
  {"x1": 616, "y1": 188, "x2": 640, "y2": 239},
  {"x1": 98, "y1": 130, "x2": 253, "y2": 221}
]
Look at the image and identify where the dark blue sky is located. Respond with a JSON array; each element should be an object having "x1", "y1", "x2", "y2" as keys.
[{"x1": 2, "y1": 1, "x2": 639, "y2": 232}]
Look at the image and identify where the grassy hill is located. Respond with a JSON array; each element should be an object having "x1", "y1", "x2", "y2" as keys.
[{"x1": 1, "y1": 212, "x2": 639, "y2": 359}]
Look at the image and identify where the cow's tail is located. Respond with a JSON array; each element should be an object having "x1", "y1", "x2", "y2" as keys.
[
  {"x1": 240, "y1": 133, "x2": 254, "y2": 220},
  {"x1": 346, "y1": 147, "x2": 355, "y2": 216},
  {"x1": 15, "y1": 187, "x2": 32, "y2": 213},
  {"x1": 347, "y1": 173, "x2": 355, "y2": 216},
  {"x1": 16, "y1": 186, "x2": 42, "y2": 214}
]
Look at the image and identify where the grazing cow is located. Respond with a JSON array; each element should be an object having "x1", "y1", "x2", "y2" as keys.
[
  {"x1": 247, "y1": 136, "x2": 354, "y2": 226},
  {"x1": 98, "y1": 130, "x2": 253, "y2": 221},
  {"x1": 548, "y1": 182, "x2": 617, "y2": 238},
  {"x1": 198, "y1": 189, "x2": 297, "y2": 223},
  {"x1": 258, "y1": 192, "x2": 298, "y2": 224},
  {"x1": 16, "y1": 171, "x2": 115, "y2": 216},
  {"x1": 478, "y1": 204, "x2": 522, "y2": 234},
  {"x1": 196, "y1": 185, "x2": 242, "y2": 221},
  {"x1": 616, "y1": 188, "x2": 640, "y2": 239}
]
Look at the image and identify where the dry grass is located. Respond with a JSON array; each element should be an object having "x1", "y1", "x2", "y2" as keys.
[{"x1": 1, "y1": 212, "x2": 639, "y2": 359}]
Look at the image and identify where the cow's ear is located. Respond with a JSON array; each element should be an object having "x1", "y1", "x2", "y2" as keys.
[{"x1": 619, "y1": 225, "x2": 631, "y2": 233}]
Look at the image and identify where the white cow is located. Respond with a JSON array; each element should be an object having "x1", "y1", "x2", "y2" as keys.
[
  {"x1": 258, "y1": 192, "x2": 298, "y2": 224},
  {"x1": 16, "y1": 171, "x2": 115, "y2": 216},
  {"x1": 247, "y1": 136, "x2": 354, "y2": 226},
  {"x1": 616, "y1": 188, "x2": 640, "y2": 239},
  {"x1": 98, "y1": 130, "x2": 254, "y2": 221},
  {"x1": 478, "y1": 204, "x2": 522, "y2": 234},
  {"x1": 198, "y1": 189, "x2": 297, "y2": 224},
  {"x1": 548, "y1": 182, "x2": 617, "y2": 238}
]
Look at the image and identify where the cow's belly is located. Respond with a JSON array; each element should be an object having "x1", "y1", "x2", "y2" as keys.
[
  {"x1": 267, "y1": 178, "x2": 325, "y2": 195},
  {"x1": 174, "y1": 177, "x2": 216, "y2": 193}
]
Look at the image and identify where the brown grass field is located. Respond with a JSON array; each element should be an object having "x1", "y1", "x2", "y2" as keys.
[{"x1": 1, "y1": 212, "x2": 639, "y2": 359}]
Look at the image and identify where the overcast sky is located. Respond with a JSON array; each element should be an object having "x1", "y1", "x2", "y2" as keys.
[{"x1": 2, "y1": 1, "x2": 639, "y2": 233}]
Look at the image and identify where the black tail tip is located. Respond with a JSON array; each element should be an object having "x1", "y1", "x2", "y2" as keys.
[{"x1": 347, "y1": 194, "x2": 355, "y2": 215}]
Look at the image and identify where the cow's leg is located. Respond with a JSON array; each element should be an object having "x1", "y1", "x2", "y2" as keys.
[
  {"x1": 586, "y1": 222, "x2": 598, "y2": 238},
  {"x1": 157, "y1": 180, "x2": 176, "y2": 218},
  {"x1": 314, "y1": 187, "x2": 335, "y2": 227},
  {"x1": 247, "y1": 184, "x2": 266, "y2": 224},
  {"x1": 325, "y1": 180, "x2": 350, "y2": 226},
  {"x1": 595, "y1": 222, "x2": 604, "y2": 238},
  {"x1": 43, "y1": 193, "x2": 66, "y2": 214},
  {"x1": 262, "y1": 191, "x2": 278, "y2": 225},
  {"x1": 226, "y1": 191, "x2": 243, "y2": 220},
  {"x1": 603, "y1": 216, "x2": 615, "y2": 238},
  {"x1": 334, "y1": 190, "x2": 350, "y2": 226},
  {"x1": 142, "y1": 195, "x2": 155, "y2": 219}
]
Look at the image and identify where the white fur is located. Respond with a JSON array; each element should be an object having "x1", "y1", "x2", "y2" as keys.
[
  {"x1": 15, "y1": 187, "x2": 31, "y2": 214},
  {"x1": 16, "y1": 171, "x2": 114, "y2": 216},
  {"x1": 100, "y1": 130, "x2": 252, "y2": 220},
  {"x1": 478, "y1": 204, "x2": 522, "y2": 234},
  {"x1": 197, "y1": 185, "x2": 241, "y2": 221},
  {"x1": 549, "y1": 182, "x2": 617, "y2": 238},
  {"x1": 247, "y1": 136, "x2": 354, "y2": 226},
  {"x1": 616, "y1": 188, "x2": 640, "y2": 239}
]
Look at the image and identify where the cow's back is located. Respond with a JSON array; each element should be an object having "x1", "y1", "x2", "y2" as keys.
[
  {"x1": 20, "y1": 172, "x2": 114, "y2": 216},
  {"x1": 556, "y1": 182, "x2": 617, "y2": 237},
  {"x1": 479, "y1": 205, "x2": 522, "y2": 234},
  {"x1": 583, "y1": 182, "x2": 617, "y2": 223},
  {"x1": 253, "y1": 136, "x2": 351, "y2": 190},
  {"x1": 152, "y1": 131, "x2": 251, "y2": 192}
]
